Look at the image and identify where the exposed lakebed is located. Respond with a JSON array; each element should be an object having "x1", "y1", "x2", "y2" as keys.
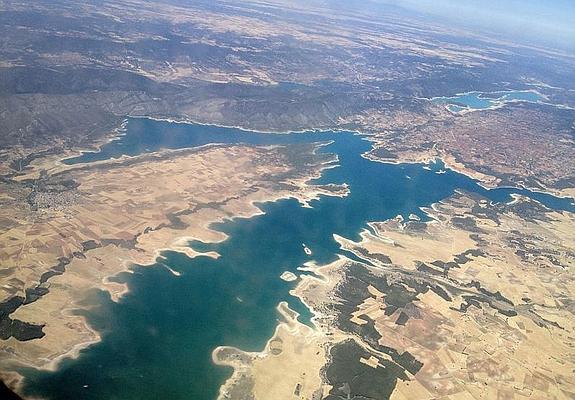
[{"x1": 22, "y1": 118, "x2": 574, "y2": 399}]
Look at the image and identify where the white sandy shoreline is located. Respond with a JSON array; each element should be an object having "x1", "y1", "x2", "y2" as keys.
[
  {"x1": 6, "y1": 112, "x2": 573, "y2": 396},
  {"x1": 3, "y1": 138, "x2": 350, "y2": 393}
]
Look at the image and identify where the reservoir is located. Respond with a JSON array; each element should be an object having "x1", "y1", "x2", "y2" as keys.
[
  {"x1": 431, "y1": 90, "x2": 546, "y2": 113},
  {"x1": 22, "y1": 118, "x2": 574, "y2": 399}
]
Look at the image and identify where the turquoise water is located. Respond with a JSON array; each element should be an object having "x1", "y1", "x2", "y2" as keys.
[
  {"x1": 64, "y1": 118, "x2": 344, "y2": 165},
  {"x1": 22, "y1": 119, "x2": 574, "y2": 399},
  {"x1": 431, "y1": 90, "x2": 546, "y2": 112}
]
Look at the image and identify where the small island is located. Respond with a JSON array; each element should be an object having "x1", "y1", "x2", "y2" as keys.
[{"x1": 280, "y1": 271, "x2": 298, "y2": 282}]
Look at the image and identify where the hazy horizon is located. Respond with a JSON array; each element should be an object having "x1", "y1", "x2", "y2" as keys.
[{"x1": 375, "y1": 0, "x2": 575, "y2": 51}]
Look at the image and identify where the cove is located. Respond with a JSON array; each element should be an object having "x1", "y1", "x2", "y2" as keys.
[{"x1": 21, "y1": 118, "x2": 574, "y2": 400}]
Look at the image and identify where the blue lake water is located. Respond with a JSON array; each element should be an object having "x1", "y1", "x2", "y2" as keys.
[
  {"x1": 431, "y1": 90, "x2": 546, "y2": 113},
  {"x1": 22, "y1": 118, "x2": 574, "y2": 399},
  {"x1": 64, "y1": 118, "x2": 346, "y2": 165}
]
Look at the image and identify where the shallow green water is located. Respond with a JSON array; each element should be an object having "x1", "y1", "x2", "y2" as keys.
[{"x1": 22, "y1": 118, "x2": 574, "y2": 400}]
